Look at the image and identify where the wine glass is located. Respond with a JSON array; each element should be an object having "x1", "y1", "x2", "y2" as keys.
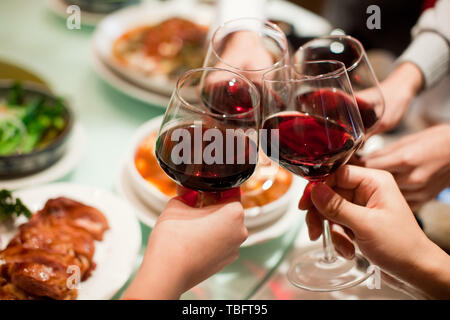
[
  {"x1": 294, "y1": 35, "x2": 385, "y2": 136},
  {"x1": 262, "y1": 61, "x2": 370, "y2": 291},
  {"x1": 155, "y1": 67, "x2": 260, "y2": 207},
  {"x1": 203, "y1": 17, "x2": 290, "y2": 197}
]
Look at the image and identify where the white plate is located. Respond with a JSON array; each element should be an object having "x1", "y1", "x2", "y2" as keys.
[
  {"x1": 0, "y1": 123, "x2": 86, "y2": 190},
  {"x1": 92, "y1": 1, "x2": 213, "y2": 96},
  {"x1": 91, "y1": 49, "x2": 170, "y2": 108},
  {"x1": 91, "y1": 0, "x2": 331, "y2": 103},
  {"x1": 0, "y1": 183, "x2": 142, "y2": 300}
]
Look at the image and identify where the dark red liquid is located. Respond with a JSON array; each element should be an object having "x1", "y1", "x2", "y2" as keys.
[
  {"x1": 262, "y1": 113, "x2": 356, "y2": 180},
  {"x1": 296, "y1": 88, "x2": 377, "y2": 131},
  {"x1": 202, "y1": 80, "x2": 257, "y2": 117},
  {"x1": 355, "y1": 96, "x2": 378, "y2": 131},
  {"x1": 155, "y1": 123, "x2": 258, "y2": 192}
]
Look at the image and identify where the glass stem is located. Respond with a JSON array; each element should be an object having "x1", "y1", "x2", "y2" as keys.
[
  {"x1": 322, "y1": 219, "x2": 336, "y2": 263},
  {"x1": 196, "y1": 191, "x2": 205, "y2": 208}
]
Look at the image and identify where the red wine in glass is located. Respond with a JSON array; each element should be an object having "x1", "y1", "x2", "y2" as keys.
[
  {"x1": 155, "y1": 123, "x2": 258, "y2": 192},
  {"x1": 296, "y1": 89, "x2": 377, "y2": 131},
  {"x1": 262, "y1": 112, "x2": 356, "y2": 181}
]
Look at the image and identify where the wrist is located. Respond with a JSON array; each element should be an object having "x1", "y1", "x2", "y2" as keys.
[
  {"x1": 389, "y1": 62, "x2": 424, "y2": 98},
  {"x1": 122, "y1": 237, "x2": 185, "y2": 300},
  {"x1": 402, "y1": 238, "x2": 450, "y2": 299}
]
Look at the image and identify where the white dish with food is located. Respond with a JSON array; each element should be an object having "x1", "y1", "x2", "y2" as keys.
[
  {"x1": 0, "y1": 183, "x2": 141, "y2": 300},
  {"x1": 92, "y1": 1, "x2": 212, "y2": 96},
  {"x1": 0, "y1": 123, "x2": 86, "y2": 190}
]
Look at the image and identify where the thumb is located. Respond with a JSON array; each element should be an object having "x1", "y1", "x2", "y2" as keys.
[{"x1": 311, "y1": 183, "x2": 367, "y2": 230}]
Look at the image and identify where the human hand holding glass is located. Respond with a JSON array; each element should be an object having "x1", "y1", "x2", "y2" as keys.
[{"x1": 261, "y1": 61, "x2": 369, "y2": 291}]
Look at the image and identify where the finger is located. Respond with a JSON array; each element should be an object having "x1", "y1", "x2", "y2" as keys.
[
  {"x1": 403, "y1": 189, "x2": 432, "y2": 203},
  {"x1": 335, "y1": 187, "x2": 354, "y2": 203},
  {"x1": 394, "y1": 172, "x2": 425, "y2": 191},
  {"x1": 361, "y1": 153, "x2": 411, "y2": 173},
  {"x1": 407, "y1": 201, "x2": 425, "y2": 212},
  {"x1": 363, "y1": 135, "x2": 416, "y2": 159},
  {"x1": 299, "y1": 183, "x2": 314, "y2": 210},
  {"x1": 305, "y1": 208, "x2": 323, "y2": 241},
  {"x1": 311, "y1": 182, "x2": 368, "y2": 229},
  {"x1": 330, "y1": 223, "x2": 355, "y2": 259}
]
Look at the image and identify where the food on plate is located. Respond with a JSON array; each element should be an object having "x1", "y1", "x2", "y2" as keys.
[
  {"x1": 135, "y1": 132, "x2": 177, "y2": 197},
  {"x1": 0, "y1": 197, "x2": 109, "y2": 300},
  {"x1": 0, "y1": 189, "x2": 31, "y2": 223},
  {"x1": 113, "y1": 17, "x2": 208, "y2": 78},
  {"x1": 0, "y1": 83, "x2": 70, "y2": 156},
  {"x1": 134, "y1": 132, "x2": 293, "y2": 209},
  {"x1": 240, "y1": 163, "x2": 293, "y2": 208}
]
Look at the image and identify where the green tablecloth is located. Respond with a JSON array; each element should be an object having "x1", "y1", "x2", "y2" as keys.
[{"x1": 0, "y1": 0, "x2": 301, "y2": 299}]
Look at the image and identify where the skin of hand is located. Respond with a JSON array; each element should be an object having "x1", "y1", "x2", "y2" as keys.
[
  {"x1": 212, "y1": 30, "x2": 276, "y2": 83},
  {"x1": 372, "y1": 62, "x2": 424, "y2": 134},
  {"x1": 362, "y1": 124, "x2": 450, "y2": 211},
  {"x1": 299, "y1": 165, "x2": 450, "y2": 299},
  {"x1": 122, "y1": 192, "x2": 248, "y2": 300}
]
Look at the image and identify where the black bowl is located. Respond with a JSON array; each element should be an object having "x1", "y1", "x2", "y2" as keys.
[{"x1": 0, "y1": 81, "x2": 74, "y2": 179}]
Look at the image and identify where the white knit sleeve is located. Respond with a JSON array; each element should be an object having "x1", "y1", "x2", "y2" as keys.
[{"x1": 397, "y1": 0, "x2": 450, "y2": 88}]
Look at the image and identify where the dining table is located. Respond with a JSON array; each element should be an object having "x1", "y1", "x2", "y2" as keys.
[{"x1": 0, "y1": 0, "x2": 414, "y2": 300}]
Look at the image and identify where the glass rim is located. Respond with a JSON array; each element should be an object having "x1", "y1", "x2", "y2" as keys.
[
  {"x1": 262, "y1": 60, "x2": 348, "y2": 84},
  {"x1": 296, "y1": 35, "x2": 365, "y2": 73},
  {"x1": 210, "y1": 17, "x2": 289, "y2": 73},
  {"x1": 174, "y1": 67, "x2": 261, "y2": 120}
]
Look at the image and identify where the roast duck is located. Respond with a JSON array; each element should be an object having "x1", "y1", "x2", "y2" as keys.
[{"x1": 0, "y1": 197, "x2": 109, "y2": 300}]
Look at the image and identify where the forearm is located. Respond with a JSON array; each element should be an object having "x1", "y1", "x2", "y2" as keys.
[
  {"x1": 401, "y1": 239, "x2": 450, "y2": 299},
  {"x1": 397, "y1": 0, "x2": 450, "y2": 88},
  {"x1": 122, "y1": 262, "x2": 182, "y2": 300},
  {"x1": 122, "y1": 242, "x2": 184, "y2": 300},
  {"x1": 386, "y1": 62, "x2": 424, "y2": 97}
]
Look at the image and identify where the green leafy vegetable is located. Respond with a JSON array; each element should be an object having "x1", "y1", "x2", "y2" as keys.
[
  {"x1": 0, "y1": 83, "x2": 67, "y2": 156},
  {"x1": 0, "y1": 189, "x2": 31, "y2": 222}
]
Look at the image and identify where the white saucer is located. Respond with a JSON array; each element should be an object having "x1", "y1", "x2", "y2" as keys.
[
  {"x1": 1, "y1": 183, "x2": 142, "y2": 300},
  {"x1": 0, "y1": 123, "x2": 86, "y2": 190}
]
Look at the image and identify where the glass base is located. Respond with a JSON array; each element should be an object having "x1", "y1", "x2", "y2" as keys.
[{"x1": 287, "y1": 248, "x2": 372, "y2": 292}]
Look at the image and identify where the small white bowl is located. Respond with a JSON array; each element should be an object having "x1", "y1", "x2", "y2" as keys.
[{"x1": 126, "y1": 116, "x2": 296, "y2": 229}]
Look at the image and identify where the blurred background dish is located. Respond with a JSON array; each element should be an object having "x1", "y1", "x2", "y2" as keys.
[
  {"x1": 0, "y1": 81, "x2": 73, "y2": 178},
  {"x1": 0, "y1": 122, "x2": 85, "y2": 190},
  {"x1": 91, "y1": 48, "x2": 170, "y2": 107},
  {"x1": 91, "y1": 0, "x2": 331, "y2": 107},
  {"x1": 120, "y1": 116, "x2": 298, "y2": 230},
  {"x1": 92, "y1": 1, "x2": 212, "y2": 96}
]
